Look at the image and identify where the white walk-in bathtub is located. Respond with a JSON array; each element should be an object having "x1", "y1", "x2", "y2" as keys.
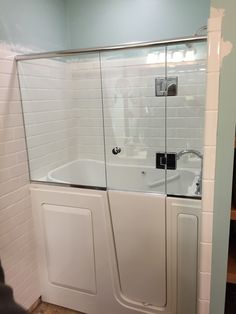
[
  {"x1": 47, "y1": 159, "x2": 200, "y2": 196},
  {"x1": 31, "y1": 183, "x2": 201, "y2": 314}
]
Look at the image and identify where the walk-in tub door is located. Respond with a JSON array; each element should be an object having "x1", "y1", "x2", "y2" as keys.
[{"x1": 108, "y1": 191, "x2": 166, "y2": 308}]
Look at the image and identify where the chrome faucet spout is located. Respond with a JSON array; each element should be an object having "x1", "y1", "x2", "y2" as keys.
[
  {"x1": 177, "y1": 149, "x2": 203, "y2": 195},
  {"x1": 177, "y1": 149, "x2": 203, "y2": 160}
]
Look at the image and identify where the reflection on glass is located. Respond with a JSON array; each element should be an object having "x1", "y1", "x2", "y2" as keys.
[
  {"x1": 17, "y1": 53, "x2": 106, "y2": 188},
  {"x1": 17, "y1": 40, "x2": 207, "y2": 196},
  {"x1": 166, "y1": 41, "x2": 207, "y2": 197},
  {"x1": 101, "y1": 46, "x2": 166, "y2": 193}
]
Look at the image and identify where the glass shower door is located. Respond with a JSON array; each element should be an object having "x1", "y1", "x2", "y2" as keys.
[
  {"x1": 166, "y1": 41, "x2": 207, "y2": 197},
  {"x1": 17, "y1": 53, "x2": 107, "y2": 188},
  {"x1": 100, "y1": 46, "x2": 166, "y2": 193}
]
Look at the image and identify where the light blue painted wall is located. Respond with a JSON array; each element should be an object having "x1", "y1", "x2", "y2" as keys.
[
  {"x1": 65, "y1": 0, "x2": 210, "y2": 49},
  {"x1": 0, "y1": 0, "x2": 67, "y2": 51},
  {"x1": 0, "y1": 0, "x2": 211, "y2": 51}
]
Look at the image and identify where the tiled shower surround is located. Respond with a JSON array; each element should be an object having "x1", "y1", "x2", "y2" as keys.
[
  {"x1": 18, "y1": 45, "x2": 206, "y2": 181},
  {"x1": 19, "y1": 58, "x2": 79, "y2": 179},
  {"x1": 0, "y1": 25, "x2": 219, "y2": 314},
  {"x1": 0, "y1": 45, "x2": 40, "y2": 309},
  {"x1": 0, "y1": 38, "x2": 210, "y2": 308}
]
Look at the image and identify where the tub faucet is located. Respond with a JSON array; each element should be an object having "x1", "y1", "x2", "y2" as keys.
[{"x1": 177, "y1": 149, "x2": 203, "y2": 195}]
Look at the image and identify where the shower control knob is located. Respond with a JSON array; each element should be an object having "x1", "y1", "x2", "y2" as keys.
[{"x1": 112, "y1": 147, "x2": 121, "y2": 155}]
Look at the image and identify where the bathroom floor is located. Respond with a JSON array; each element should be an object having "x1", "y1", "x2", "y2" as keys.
[{"x1": 32, "y1": 302, "x2": 82, "y2": 314}]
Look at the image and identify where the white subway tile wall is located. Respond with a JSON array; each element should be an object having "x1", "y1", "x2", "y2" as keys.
[
  {"x1": 198, "y1": 300, "x2": 210, "y2": 314},
  {"x1": 199, "y1": 242, "x2": 212, "y2": 273},
  {"x1": 18, "y1": 58, "x2": 78, "y2": 180},
  {"x1": 166, "y1": 43, "x2": 206, "y2": 156},
  {"x1": 101, "y1": 47, "x2": 166, "y2": 167},
  {"x1": 199, "y1": 272, "x2": 212, "y2": 301},
  {"x1": 101, "y1": 45, "x2": 206, "y2": 170},
  {"x1": 18, "y1": 53, "x2": 105, "y2": 181},
  {"x1": 71, "y1": 53, "x2": 105, "y2": 162},
  {"x1": 0, "y1": 45, "x2": 40, "y2": 309}
]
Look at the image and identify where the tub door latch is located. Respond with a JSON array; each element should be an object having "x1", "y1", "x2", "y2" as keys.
[{"x1": 156, "y1": 153, "x2": 177, "y2": 170}]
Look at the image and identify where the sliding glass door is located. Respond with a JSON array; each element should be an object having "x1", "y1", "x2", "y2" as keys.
[
  {"x1": 17, "y1": 39, "x2": 207, "y2": 196},
  {"x1": 17, "y1": 53, "x2": 107, "y2": 188},
  {"x1": 100, "y1": 46, "x2": 166, "y2": 193}
]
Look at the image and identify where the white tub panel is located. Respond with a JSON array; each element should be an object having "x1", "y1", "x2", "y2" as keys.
[
  {"x1": 31, "y1": 185, "x2": 115, "y2": 314},
  {"x1": 177, "y1": 214, "x2": 198, "y2": 314},
  {"x1": 109, "y1": 191, "x2": 166, "y2": 307},
  {"x1": 42, "y1": 204, "x2": 96, "y2": 294},
  {"x1": 166, "y1": 197, "x2": 201, "y2": 314},
  {"x1": 30, "y1": 184, "x2": 201, "y2": 314}
]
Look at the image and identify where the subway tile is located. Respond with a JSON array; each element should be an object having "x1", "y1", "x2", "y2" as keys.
[
  {"x1": 201, "y1": 212, "x2": 213, "y2": 243},
  {"x1": 0, "y1": 163, "x2": 28, "y2": 183},
  {"x1": 202, "y1": 180, "x2": 215, "y2": 212},
  {"x1": 207, "y1": 31, "x2": 221, "y2": 72},
  {"x1": 0, "y1": 47, "x2": 40, "y2": 309},
  {"x1": 0, "y1": 101, "x2": 22, "y2": 115},
  {"x1": 0, "y1": 114, "x2": 23, "y2": 129},
  {"x1": 204, "y1": 110, "x2": 218, "y2": 146},
  {"x1": 0, "y1": 74, "x2": 19, "y2": 88},
  {"x1": 0, "y1": 185, "x2": 29, "y2": 211},
  {"x1": 206, "y1": 72, "x2": 220, "y2": 110},
  {"x1": 198, "y1": 299, "x2": 210, "y2": 314},
  {"x1": 208, "y1": 16, "x2": 222, "y2": 32},
  {"x1": 199, "y1": 243, "x2": 212, "y2": 273},
  {"x1": 198, "y1": 272, "x2": 211, "y2": 301},
  {"x1": 0, "y1": 174, "x2": 29, "y2": 197},
  {"x1": 203, "y1": 146, "x2": 216, "y2": 180},
  {"x1": 0, "y1": 88, "x2": 20, "y2": 101},
  {"x1": 0, "y1": 154, "x2": 18, "y2": 169},
  {"x1": 0, "y1": 139, "x2": 26, "y2": 156},
  {"x1": 0, "y1": 60, "x2": 16, "y2": 74}
]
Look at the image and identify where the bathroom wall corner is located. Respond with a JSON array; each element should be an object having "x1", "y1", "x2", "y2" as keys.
[{"x1": 197, "y1": 9, "x2": 222, "y2": 314}]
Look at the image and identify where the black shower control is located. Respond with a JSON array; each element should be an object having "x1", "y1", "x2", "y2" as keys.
[
  {"x1": 156, "y1": 153, "x2": 177, "y2": 170},
  {"x1": 112, "y1": 147, "x2": 121, "y2": 155}
]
